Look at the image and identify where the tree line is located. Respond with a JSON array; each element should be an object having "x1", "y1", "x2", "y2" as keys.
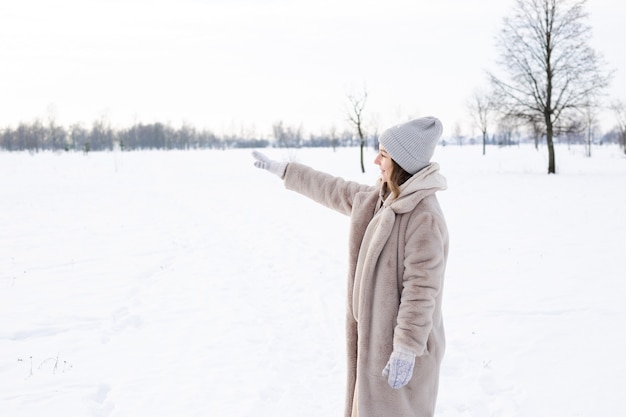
[
  {"x1": 0, "y1": 119, "x2": 365, "y2": 153},
  {"x1": 4, "y1": 114, "x2": 620, "y2": 156}
]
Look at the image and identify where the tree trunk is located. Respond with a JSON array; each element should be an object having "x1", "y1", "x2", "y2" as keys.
[
  {"x1": 360, "y1": 140, "x2": 365, "y2": 173},
  {"x1": 586, "y1": 126, "x2": 592, "y2": 158},
  {"x1": 482, "y1": 130, "x2": 486, "y2": 156},
  {"x1": 358, "y1": 124, "x2": 366, "y2": 173},
  {"x1": 546, "y1": 118, "x2": 556, "y2": 174}
]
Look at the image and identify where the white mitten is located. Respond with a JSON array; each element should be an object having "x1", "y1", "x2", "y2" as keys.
[
  {"x1": 252, "y1": 151, "x2": 288, "y2": 179},
  {"x1": 382, "y1": 347, "x2": 416, "y2": 389}
]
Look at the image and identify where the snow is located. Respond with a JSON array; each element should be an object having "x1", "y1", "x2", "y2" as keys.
[{"x1": 1, "y1": 144, "x2": 625, "y2": 417}]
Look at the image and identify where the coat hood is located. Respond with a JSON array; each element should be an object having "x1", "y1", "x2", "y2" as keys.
[{"x1": 381, "y1": 162, "x2": 447, "y2": 215}]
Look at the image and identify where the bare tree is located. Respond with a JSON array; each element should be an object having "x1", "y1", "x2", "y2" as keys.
[
  {"x1": 70, "y1": 123, "x2": 88, "y2": 151},
  {"x1": 497, "y1": 116, "x2": 518, "y2": 147},
  {"x1": 47, "y1": 104, "x2": 60, "y2": 151},
  {"x1": 272, "y1": 121, "x2": 288, "y2": 148},
  {"x1": 489, "y1": 0, "x2": 612, "y2": 173},
  {"x1": 610, "y1": 100, "x2": 626, "y2": 154},
  {"x1": 530, "y1": 118, "x2": 544, "y2": 150},
  {"x1": 453, "y1": 123, "x2": 464, "y2": 147},
  {"x1": 327, "y1": 125, "x2": 339, "y2": 152},
  {"x1": 272, "y1": 121, "x2": 302, "y2": 148},
  {"x1": 347, "y1": 87, "x2": 368, "y2": 173},
  {"x1": 467, "y1": 89, "x2": 495, "y2": 155},
  {"x1": 580, "y1": 105, "x2": 598, "y2": 157}
]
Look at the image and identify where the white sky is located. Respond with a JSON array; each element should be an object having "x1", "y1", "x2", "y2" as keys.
[{"x1": 1, "y1": 0, "x2": 624, "y2": 137}]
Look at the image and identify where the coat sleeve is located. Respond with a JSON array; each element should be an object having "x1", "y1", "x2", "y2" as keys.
[
  {"x1": 283, "y1": 162, "x2": 374, "y2": 216},
  {"x1": 393, "y1": 208, "x2": 448, "y2": 356}
]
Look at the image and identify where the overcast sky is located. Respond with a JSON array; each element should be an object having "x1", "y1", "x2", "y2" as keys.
[{"x1": 1, "y1": 0, "x2": 624, "y2": 138}]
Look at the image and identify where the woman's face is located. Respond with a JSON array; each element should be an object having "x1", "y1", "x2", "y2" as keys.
[{"x1": 374, "y1": 146, "x2": 394, "y2": 183}]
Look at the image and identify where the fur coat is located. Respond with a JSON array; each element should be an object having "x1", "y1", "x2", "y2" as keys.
[{"x1": 283, "y1": 161, "x2": 449, "y2": 417}]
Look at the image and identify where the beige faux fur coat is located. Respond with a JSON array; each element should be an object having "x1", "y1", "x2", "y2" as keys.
[{"x1": 283, "y1": 161, "x2": 449, "y2": 417}]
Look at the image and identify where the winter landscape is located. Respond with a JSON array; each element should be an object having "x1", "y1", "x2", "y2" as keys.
[{"x1": 1, "y1": 144, "x2": 625, "y2": 417}]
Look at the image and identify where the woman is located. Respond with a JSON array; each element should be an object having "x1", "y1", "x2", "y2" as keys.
[{"x1": 252, "y1": 116, "x2": 449, "y2": 417}]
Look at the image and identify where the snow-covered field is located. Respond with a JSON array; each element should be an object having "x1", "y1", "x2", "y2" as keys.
[{"x1": 1, "y1": 144, "x2": 625, "y2": 417}]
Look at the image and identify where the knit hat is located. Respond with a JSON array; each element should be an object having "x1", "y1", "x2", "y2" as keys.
[{"x1": 378, "y1": 116, "x2": 443, "y2": 175}]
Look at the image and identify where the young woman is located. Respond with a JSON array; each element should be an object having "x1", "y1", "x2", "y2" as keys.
[{"x1": 252, "y1": 116, "x2": 449, "y2": 417}]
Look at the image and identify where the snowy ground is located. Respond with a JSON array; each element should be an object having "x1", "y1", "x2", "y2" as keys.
[{"x1": 1, "y1": 144, "x2": 625, "y2": 417}]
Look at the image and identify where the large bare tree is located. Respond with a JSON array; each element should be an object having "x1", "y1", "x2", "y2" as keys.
[{"x1": 489, "y1": 0, "x2": 611, "y2": 173}]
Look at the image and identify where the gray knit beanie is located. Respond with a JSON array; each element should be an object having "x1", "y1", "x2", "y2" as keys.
[{"x1": 378, "y1": 116, "x2": 443, "y2": 175}]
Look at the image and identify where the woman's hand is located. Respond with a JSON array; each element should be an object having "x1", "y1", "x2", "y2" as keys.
[
  {"x1": 252, "y1": 151, "x2": 288, "y2": 179},
  {"x1": 382, "y1": 348, "x2": 416, "y2": 389}
]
